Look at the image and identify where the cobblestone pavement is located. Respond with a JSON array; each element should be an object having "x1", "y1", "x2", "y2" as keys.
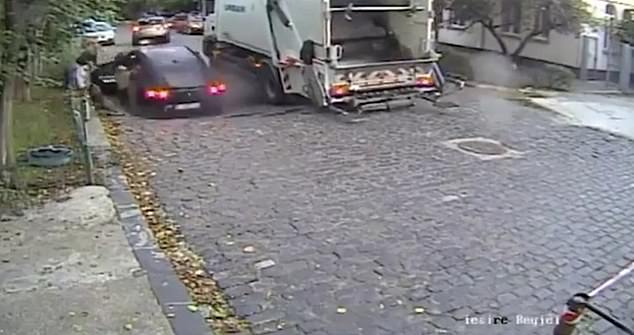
[{"x1": 108, "y1": 32, "x2": 634, "y2": 335}]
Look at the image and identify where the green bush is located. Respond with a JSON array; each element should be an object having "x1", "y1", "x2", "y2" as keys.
[
  {"x1": 529, "y1": 63, "x2": 576, "y2": 91},
  {"x1": 438, "y1": 50, "x2": 475, "y2": 80},
  {"x1": 40, "y1": 38, "x2": 83, "y2": 85}
]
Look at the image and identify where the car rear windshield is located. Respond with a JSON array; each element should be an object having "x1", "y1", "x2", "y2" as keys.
[
  {"x1": 139, "y1": 18, "x2": 163, "y2": 25},
  {"x1": 94, "y1": 23, "x2": 112, "y2": 31}
]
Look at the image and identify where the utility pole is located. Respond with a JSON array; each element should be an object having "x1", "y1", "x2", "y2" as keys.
[{"x1": 201, "y1": 0, "x2": 206, "y2": 15}]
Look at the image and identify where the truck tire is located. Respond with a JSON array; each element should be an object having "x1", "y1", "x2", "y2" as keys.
[
  {"x1": 202, "y1": 36, "x2": 216, "y2": 60},
  {"x1": 257, "y1": 65, "x2": 287, "y2": 105}
]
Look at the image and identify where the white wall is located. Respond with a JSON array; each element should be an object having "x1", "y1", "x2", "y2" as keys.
[
  {"x1": 438, "y1": 0, "x2": 634, "y2": 71},
  {"x1": 438, "y1": 26, "x2": 582, "y2": 68}
]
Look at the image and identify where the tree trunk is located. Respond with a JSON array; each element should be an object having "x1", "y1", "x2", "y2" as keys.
[
  {"x1": 511, "y1": 31, "x2": 541, "y2": 62},
  {"x1": 483, "y1": 22, "x2": 509, "y2": 55},
  {"x1": 0, "y1": 76, "x2": 16, "y2": 186},
  {"x1": 1, "y1": 0, "x2": 18, "y2": 186},
  {"x1": 24, "y1": 49, "x2": 33, "y2": 102}
]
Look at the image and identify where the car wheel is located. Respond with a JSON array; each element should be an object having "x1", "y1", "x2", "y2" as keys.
[
  {"x1": 164, "y1": 34, "x2": 171, "y2": 44},
  {"x1": 132, "y1": 37, "x2": 139, "y2": 46},
  {"x1": 257, "y1": 65, "x2": 287, "y2": 105}
]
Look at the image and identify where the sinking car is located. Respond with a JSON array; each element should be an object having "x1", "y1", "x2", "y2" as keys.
[{"x1": 93, "y1": 46, "x2": 226, "y2": 116}]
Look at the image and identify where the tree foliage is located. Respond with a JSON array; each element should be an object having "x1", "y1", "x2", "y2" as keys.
[
  {"x1": 440, "y1": 0, "x2": 591, "y2": 58},
  {"x1": 1, "y1": 0, "x2": 122, "y2": 84},
  {"x1": 0, "y1": 0, "x2": 122, "y2": 183},
  {"x1": 119, "y1": 0, "x2": 199, "y2": 18}
]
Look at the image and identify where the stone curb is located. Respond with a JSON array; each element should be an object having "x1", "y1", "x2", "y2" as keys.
[
  {"x1": 87, "y1": 100, "x2": 213, "y2": 335},
  {"x1": 471, "y1": 81, "x2": 633, "y2": 96}
]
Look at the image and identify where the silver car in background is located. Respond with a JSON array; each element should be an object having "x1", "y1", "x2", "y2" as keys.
[{"x1": 132, "y1": 16, "x2": 170, "y2": 46}]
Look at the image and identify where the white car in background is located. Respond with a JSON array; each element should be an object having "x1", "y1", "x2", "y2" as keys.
[{"x1": 82, "y1": 22, "x2": 116, "y2": 46}]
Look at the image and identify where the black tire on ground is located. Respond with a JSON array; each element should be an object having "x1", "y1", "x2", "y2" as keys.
[{"x1": 257, "y1": 64, "x2": 287, "y2": 105}]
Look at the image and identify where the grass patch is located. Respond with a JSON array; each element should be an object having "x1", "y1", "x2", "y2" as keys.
[{"x1": 1, "y1": 86, "x2": 86, "y2": 213}]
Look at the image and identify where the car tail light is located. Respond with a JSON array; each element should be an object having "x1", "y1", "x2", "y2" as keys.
[
  {"x1": 132, "y1": 26, "x2": 140, "y2": 32},
  {"x1": 144, "y1": 88, "x2": 170, "y2": 100},
  {"x1": 329, "y1": 82, "x2": 350, "y2": 97},
  {"x1": 207, "y1": 81, "x2": 226, "y2": 95},
  {"x1": 415, "y1": 73, "x2": 435, "y2": 87}
]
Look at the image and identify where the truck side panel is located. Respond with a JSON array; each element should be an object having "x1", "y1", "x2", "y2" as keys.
[
  {"x1": 281, "y1": 0, "x2": 325, "y2": 47},
  {"x1": 215, "y1": 0, "x2": 272, "y2": 57}
]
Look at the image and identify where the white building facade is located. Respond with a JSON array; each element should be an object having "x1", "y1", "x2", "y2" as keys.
[{"x1": 437, "y1": 0, "x2": 634, "y2": 72}]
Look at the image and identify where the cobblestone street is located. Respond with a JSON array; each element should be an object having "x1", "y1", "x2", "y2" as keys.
[
  {"x1": 106, "y1": 30, "x2": 634, "y2": 335},
  {"x1": 113, "y1": 84, "x2": 634, "y2": 334}
]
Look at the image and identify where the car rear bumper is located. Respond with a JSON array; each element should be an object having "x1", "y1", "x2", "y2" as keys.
[
  {"x1": 134, "y1": 32, "x2": 168, "y2": 39},
  {"x1": 141, "y1": 89, "x2": 222, "y2": 112}
]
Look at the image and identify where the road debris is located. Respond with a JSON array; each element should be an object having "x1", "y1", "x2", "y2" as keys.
[
  {"x1": 255, "y1": 259, "x2": 276, "y2": 270},
  {"x1": 102, "y1": 118, "x2": 249, "y2": 334}
]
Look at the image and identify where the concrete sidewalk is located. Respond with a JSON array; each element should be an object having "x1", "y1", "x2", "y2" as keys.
[
  {"x1": 529, "y1": 92, "x2": 634, "y2": 140},
  {"x1": 0, "y1": 186, "x2": 173, "y2": 335}
]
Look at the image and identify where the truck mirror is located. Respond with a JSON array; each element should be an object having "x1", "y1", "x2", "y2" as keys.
[{"x1": 300, "y1": 40, "x2": 315, "y2": 65}]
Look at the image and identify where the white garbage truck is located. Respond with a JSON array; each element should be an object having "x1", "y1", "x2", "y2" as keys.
[{"x1": 202, "y1": 0, "x2": 450, "y2": 113}]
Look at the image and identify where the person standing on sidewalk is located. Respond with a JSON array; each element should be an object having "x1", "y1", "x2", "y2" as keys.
[{"x1": 66, "y1": 54, "x2": 92, "y2": 120}]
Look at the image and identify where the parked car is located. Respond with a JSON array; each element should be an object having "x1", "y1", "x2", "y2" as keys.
[
  {"x1": 104, "y1": 46, "x2": 226, "y2": 116},
  {"x1": 168, "y1": 13, "x2": 189, "y2": 31},
  {"x1": 132, "y1": 16, "x2": 170, "y2": 46},
  {"x1": 181, "y1": 15, "x2": 204, "y2": 35},
  {"x1": 82, "y1": 22, "x2": 116, "y2": 45}
]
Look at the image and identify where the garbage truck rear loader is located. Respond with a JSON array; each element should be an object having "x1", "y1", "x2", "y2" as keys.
[{"x1": 203, "y1": 0, "x2": 447, "y2": 113}]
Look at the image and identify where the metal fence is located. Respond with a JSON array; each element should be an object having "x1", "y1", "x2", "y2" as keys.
[{"x1": 67, "y1": 89, "x2": 95, "y2": 185}]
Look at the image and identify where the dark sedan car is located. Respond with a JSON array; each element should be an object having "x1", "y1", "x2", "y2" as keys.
[{"x1": 96, "y1": 46, "x2": 226, "y2": 116}]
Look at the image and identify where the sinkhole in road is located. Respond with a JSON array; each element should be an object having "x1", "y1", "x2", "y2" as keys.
[{"x1": 444, "y1": 137, "x2": 523, "y2": 160}]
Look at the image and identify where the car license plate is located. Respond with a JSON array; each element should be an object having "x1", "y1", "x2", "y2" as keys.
[{"x1": 175, "y1": 102, "x2": 201, "y2": 110}]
